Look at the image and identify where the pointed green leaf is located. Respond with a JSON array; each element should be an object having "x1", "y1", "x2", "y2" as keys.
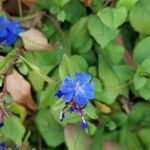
[
  {"x1": 88, "y1": 15, "x2": 119, "y2": 48},
  {"x1": 98, "y1": 7, "x2": 127, "y2": 29}
]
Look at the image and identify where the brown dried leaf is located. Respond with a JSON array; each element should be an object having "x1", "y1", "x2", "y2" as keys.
[
  {"x1": 104, "y1": 140, "x2": 122, "y2": 150},
  {"x1": 3, "y1": 0, "x2": 28, "y2": 16},
  {"x1": 115, "y1": 35, "x2": 123, "y2": 44},
  {"x1": 80, "y1": 0, "x2": 91, "y2": 7},
  {"x1": 6, "y1": 70, "x2": 36, "y2": 111},
  {"x1": 123, "y1": 50, "x2": 134, "y2": 66},
  {"x1": 21, "y1": 0, "x2": 36, "y2": 9},
  {"x1": 19, "y1": 28, "x2": 57, "y2": 51},
  {"x1": 119, "y1": 96, "x2": 130, "y2": 114}
]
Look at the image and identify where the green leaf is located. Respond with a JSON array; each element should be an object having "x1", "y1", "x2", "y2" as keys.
[
  {"x1": 119, "y1": 103, "x2": 150, "y2": 150},
  {"x1": 35, "y1": 109, "x2": 64, "y2": 147},
  {"x1": 119, "y1": 126, "x2": 144, "y2": 150},
  {"x1": 133, "y1": 36, "x2": 150, "y2": 64},
  {"x1": 69, "y1": 17, "x2": 92, "y2": 54},
  {"x1": 90, "y1": 0, "x2": 103, "y2": 13},
  {"x1": 64, "y1": 125, "x2": 92, "y2": 150},
  {"x1": 138, "y1": 80, "x2": 150, "y2": 100},
  {"x1": 98, "y1": 7, "x2": 127, "y2": 29},
  {"x1": 106, "y1": 120, "x2": 117, "y2": 131},
  {"x1": 128, "y1": 102, "x2": 150, "y2": 127},
  {"x1": 133, "y1": 74, "x2": 146, "y2": 90},
  {"x1": 21, "y1": 56, "x2": 53, "y2": 83},
  {"x1": 59, "y1": 55, "x2": 79, "y2": 80},
  {"x1": 64, "y1": 0, "x2": 86, "y2": 23},
  {"x1": 39, "y1": 83, "x2": 58, "y2": 108},
  {"x1": 58, "y1": 0, "x2": 70, "y2": 7},
  {"x1": 91, "y1": 126, "x2": 104, "y2": 150},
  {"x1": 36, "y1": 0, "x2": 70, "y2": 12},
  {"x1": 9, "y1": 102, "x2": 28, "y2": 122},
  {"x1": 51, "y1": 100, "x2": 81, "y2": 125},
  {"x1": 81, "y1": 51, "x2": 97, "y2": 65},
  {"x1": 113, "y1": 65, "x2": 134, "y2": 81},
  {"x1": 134, "y1": 59, "x2": 150, "y2": 100},
  {"x1": 98, "y1": 55, "x2": 126, "y2": 104},
  {"x1": 70, "y1": 55, "x2": 89, "y2": 72},
  {"x1": 138, "y1": 128, "x2": 150, "y2": 149},
  {"x1": 28, "y1": 65, "x2": 53, "y2": 91},
  {"x1": 117, "y1": 0, "x2": 139, "y2": 10},
  {"x1": 140, "y1": 58, "x2": 150, "y2": 74},
  {"x1": 57, "y1": 10, "x2": 66, "y2": 22},
  {"x1": 102, "y1": 42, "x2": 125, "y2": 65},
  {"x1": 84, "y1": 103, "x2": 99, "y2": 119},
  {"x1": 0, "y1": 116, "x2": 25, "y2": 145},
  {"x1": 93, "y1": 77, "x2": 103, "y2": 99},
  {"x1": 0, "y1": 76, "x2": 3, "y2": 87},
  {"x1": 0, "y1": 50, "x2": 16, "y2": 75},
  {"x1": 16, "y1": 61, "x2": 28, "y2": 75},
  {"x1": 88, "y1": 15, "x2": 119, "y2": 48},
  {"x1": 111, "y1": 112, "x2": 128, "y2": 127},
  {"x1": 88, "y1": 66, "x2": 97, "y2": 77},
  {"x1": 129, "y1": 0, "x2": 150, "y2": 34}
]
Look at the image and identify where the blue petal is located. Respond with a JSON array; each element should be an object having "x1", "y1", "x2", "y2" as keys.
[
  {"x1": 55, "y1": 90, "x2": 63, "y2": 98},
  {"x1": 68, "y1": 106, "x2": 76, "y2": 112},
  {"x1": 60, "y1": 76, "x2": 75, "y2": 93},
  {"x1": 7, "y1": 21, "x2": 19, "y2": 34},
  {"x1": 83, "y1": 81, "x2": 94, "y2": 90},
  {"x1": 0, "y1": 143, "x2": 5, "y2": 148},
  {"x1": 0, "y1": 16, "x2": 8, "y2": 26},
  {"x1": 74, "y1": 72, "x2": 91, "y2": 84},
  {"x1": 5, "y1": 33, "x2": 17, "y2": 46},
  {"x1": 0, "y1": 37, "x2": 5, "y2": 42},
  {"x1": 63, "y1": 92, "x2": 73, "y2": 102},
  {"x1": 82, "y1": 82, "x2": 94, "y2": 99},
  {"x1": 74, "y1": 92, "x2": 89, "y2": 106},
  {"x1": 0, "y1": 29, "x2": 7, "y2": 37},
  {"x1": 80, "y1": 121, "x2": 88, "y2": 129},
  {"x1": 84, "y1": 90, "x2": 94, "y2": 99}
]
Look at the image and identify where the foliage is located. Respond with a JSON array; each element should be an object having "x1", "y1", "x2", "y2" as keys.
[{"x1": 0, "y1": 0, "x2": 150, "y2": 149}]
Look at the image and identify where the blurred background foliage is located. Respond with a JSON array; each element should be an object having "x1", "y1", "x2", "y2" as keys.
[{"x1": 0, "y1": 0, "x2": 150, "y2": 149}]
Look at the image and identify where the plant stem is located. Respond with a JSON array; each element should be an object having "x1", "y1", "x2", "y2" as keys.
[
  {"x1": 17, "y1": 0, "x2": 23, "y2": 17},
  {"x1": 45, "y1": 14, "x2": 70, "y2": 55}
]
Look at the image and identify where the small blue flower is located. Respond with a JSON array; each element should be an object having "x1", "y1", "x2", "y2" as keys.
[
  {"x1": 56, "y1": 72, "x2": 94, "y2": 106},
  {"x1": 80, "y1": 117, "x2": 88, "y2": 129},
  {"x1": 59, "y1": 111, "x2": 65, "y2": 121},
  {"x1": 0, "y1": 122, "x2": 4, "y2": 128},
  {"x1": 0, "y1": 17, "x2": 8, "y2": 38},
  {"x1": 0, "y1": 16, "x2": 24, "y2": 46},
  {"x1": 55, "y1": 72, "x2": 94, "y2": 129},
  {"x1": 0, "y1": 143, "x2": 5, "y2": 148},
  {"x1": 55, "y1": 90, "x2": 63, "y2": 98}
]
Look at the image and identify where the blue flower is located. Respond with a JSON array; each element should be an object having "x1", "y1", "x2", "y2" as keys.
[
  {"x1": 56, "y1": 72, "x2": 94, "y2": 106},
  {"x1": 80, "y1": 117, "x2": 88, "y2": 129},
  {"x1": 0, "y1": 122, "x2": 4, "y2": 128},
  {"x1": 55, "y1": 72, "x2": 94, "y2": 129},
  {"x1": 0, "y1": 16, "x2": 24, "y2": 46},
  {"x1": 0, "y1": 17, "x2": 8, "y2": 38}
]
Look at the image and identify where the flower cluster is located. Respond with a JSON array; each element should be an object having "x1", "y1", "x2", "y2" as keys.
[
  {"x1": 55, "y1": 72, "x2": 94, "y2": 129},
  {"x1": 0, "y1": 16, "x2": 24, "y2": 46},
  {"x1": 0, "y1": 143, "x2": 18, "y2": 150}
]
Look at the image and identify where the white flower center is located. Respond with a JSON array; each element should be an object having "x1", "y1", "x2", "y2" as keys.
[{"x1": 75, "y1": 82, "x2": 84, "y2": 93}]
